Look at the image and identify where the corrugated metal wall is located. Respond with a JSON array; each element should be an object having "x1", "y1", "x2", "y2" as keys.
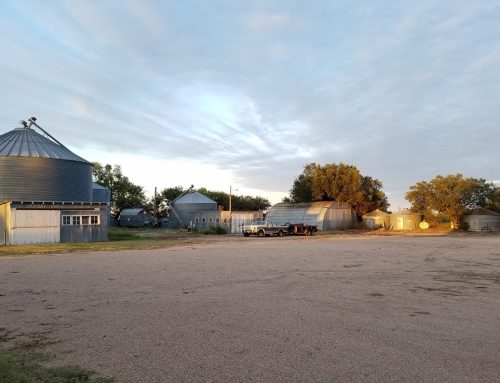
[
  {"x1": 0, "y1": 157, "x2": 93, "y2": 201},
  {"x1": 462, "y1": 215, "x2": 500, "y2": 231},
  {"x1": 9, "y1": 209, "x2": 60, "y2": 245},
  {"x1": 230, "y1": 211, "x2": 262, "y2": 234},
  {"x1": 0, "y1": 203, "x2": 8, "y2": 245},
  {"x1": 363, "y1": 216, "x2": 391, "y2": 229},
  {"x1": 389, "y1": 213, "x2": 421, "y2": 230},
  {"x1": 266, "y1": 202, "x2": 355, "y2": 230},
  {"x1": 60, "y1": 208, "x2": 108, "y2": 242},
  {"x1": 172, "y1": 202, "x2": 217, "y2": 227}
]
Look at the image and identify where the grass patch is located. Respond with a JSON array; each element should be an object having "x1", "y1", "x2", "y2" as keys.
[
  {"x1": 0, "y1": 348, "x2": 112, "y2": 383},
  {"x1": 0, "y1": 227, "x2": 207, "y2": 257}
]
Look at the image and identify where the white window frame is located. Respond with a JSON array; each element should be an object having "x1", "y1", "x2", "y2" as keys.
[{"x1": 62, "y1": 214, "x2": 100, "y2": 226}]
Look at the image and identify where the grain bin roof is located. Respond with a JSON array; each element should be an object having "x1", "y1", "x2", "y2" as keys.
[
  {"x1": 0, "y1": 127, "x2": 89, "y2": 163},
  {"x1": 362, "y1": 209, "x2": 390, "y2": 218},
  {"x1": 173, "y1": 191, "x2": 216, "y2": 204},
  {"x1": 464, "y1": 207, "x2": 500, "y2": 216}
]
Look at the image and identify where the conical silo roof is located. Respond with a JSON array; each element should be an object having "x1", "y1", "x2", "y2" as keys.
[
  {"x1": 173, "y1": 191, "x2": 217, "y2": 204},
  {"x1": 0, "y1": 127, "x2": 89, "y2": 163}
]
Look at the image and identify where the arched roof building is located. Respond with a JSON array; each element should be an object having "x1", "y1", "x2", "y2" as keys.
[{"x1": 266, "y1": 201, "x2": 355, "y2": 230}]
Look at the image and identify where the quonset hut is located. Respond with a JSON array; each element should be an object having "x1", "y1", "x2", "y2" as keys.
[
  {"x1": 462, "y1": 208, "x2": 500, "y2": 232},
  {"x1": 265, "y1": 202, "x2": 355, "y2": 231},
  {"x1": 0, "y1": 117, "x2": 109, "y2": 245}
]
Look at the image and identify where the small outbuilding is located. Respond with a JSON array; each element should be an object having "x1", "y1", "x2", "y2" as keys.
[
  {"x1": 462, "y1": 208, "x2": 500, "y2": 232},
  {"x1": 362, "y1": 209, "x2": 390, "y2": 230},
  {"x1": 265, "y1": 201, "x2": 356, "y2": 231},
  {"x1": 389, "y1": 209, "x2": 421, "y2": 230},
  {"x1": 118, "y1": 208, "x2": 151, "y2": 227}
]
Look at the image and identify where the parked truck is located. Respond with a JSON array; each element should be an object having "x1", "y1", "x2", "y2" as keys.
[{"x1": 242, "y1": 221, "x2": 317, "y2": 237}]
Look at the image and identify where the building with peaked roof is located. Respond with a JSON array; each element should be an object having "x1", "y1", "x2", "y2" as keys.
[
  {"x1": 0, "y1": 118, "x2": 109, "y2": 245},
  {"x1": 462, "y1": 208, "x2": 500, "y2": 232}
]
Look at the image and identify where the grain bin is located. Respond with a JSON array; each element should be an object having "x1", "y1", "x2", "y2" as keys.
[
  {"x1": 0, "y1": 118, "x2": 93, "y2": 202},
  {"x1": 171, "y1": 190, "x2": 218, "y2": 227},
  {"x1": 362, "y1": 209, "x2": 390, "y2": 229},
  {"x1": 389, "y1": 209, "x2": 421, "y2": 230}
]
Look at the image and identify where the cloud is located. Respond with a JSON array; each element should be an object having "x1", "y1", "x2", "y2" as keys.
[{"x1": 0, "y1": 0, "x2": 499, "y2": 208}]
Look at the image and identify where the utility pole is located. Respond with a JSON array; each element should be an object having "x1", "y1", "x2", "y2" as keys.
[{"x1": 154, "y1": 186, "x2": 157, "y2": 227}]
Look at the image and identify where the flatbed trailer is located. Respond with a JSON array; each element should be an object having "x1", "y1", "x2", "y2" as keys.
[
  {"x1": 242, "y1": 221, "x2": 318, "y2": 237},
  {"x1": 287, "y1": 223, "x2": 317, "y2": 236}
]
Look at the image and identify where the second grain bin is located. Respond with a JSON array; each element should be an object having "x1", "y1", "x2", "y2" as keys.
[
  {"x1": 389, "y1": 209, "x2": 421, "y2": 230},
  {"x1": 362, "y1": 209, "x2": 390, "y2": 229}
]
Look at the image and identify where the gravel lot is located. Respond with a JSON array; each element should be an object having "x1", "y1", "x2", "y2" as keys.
[{"x1": 1, "y1": 234, "x2": 500, "y2": 383}]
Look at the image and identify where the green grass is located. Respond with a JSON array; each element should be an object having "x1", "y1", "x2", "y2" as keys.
[
  {"x1": 0, "y1": 349, "x2": 112, "y2": 383},
  {"x1": 0, "y1": 227, "x2": 206, "y2": 257}
]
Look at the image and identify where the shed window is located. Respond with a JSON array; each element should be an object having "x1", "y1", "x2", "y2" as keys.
[
  {"x1": 72, "y1": 216, "x2": 81, "y2": 225},
  {"x1": 209, "y1": 217, "x2": 213, "y2": 223},
  {"x1": 82, "y1": 216, "x2": 90, "y2": 225},
  {"x1": 202, "y1": 218, "x2": 206, "y2": 223},
  {"x1": 215, "y1": 218, "x2": 220, "y2": 223},
  {"x1": 62, "y1": 216, "x2": 71, "y2": 225},
  {"x1": 91, "y1": 215, "x2": 99, "y2": 225},
  {"x1": 195, "y1": 217, "x2": 199, "y2": 223}
]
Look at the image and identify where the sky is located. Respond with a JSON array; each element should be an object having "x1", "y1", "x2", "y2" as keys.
[{"x1": 1, "y1": 0, "x2": 499, "y2": 209}]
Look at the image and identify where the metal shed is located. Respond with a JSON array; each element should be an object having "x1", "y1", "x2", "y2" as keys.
[
  {"x1": 462, "y1": 208, "x2": 500, "y2": 232},
  {"x1": 389, "y1": 209, "x2": 421, "y2": 230},
  {"x1": 171, "y1": 191, "x2": 218, "y2": 227},
  {"x1": 265, "y1": 201, "x2": 356, "y2": 231},
  {"x1": 118, "y1": 208, "x2": 151, "y2": 227},
  {"x1": 0, "y1": 119, "x2": 93, "y2": 202},
  {"x1": 362, "y1": 209, "x2": 390, "y2": 230}
]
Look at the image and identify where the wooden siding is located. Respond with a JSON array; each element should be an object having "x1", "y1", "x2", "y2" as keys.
[{"x1": 9, "y1": 209, "x2": 60, "y2": 245}]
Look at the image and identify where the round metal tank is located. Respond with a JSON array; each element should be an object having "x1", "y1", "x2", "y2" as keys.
[
  {"x1": 0, "y1": 126, "x2": 93, "y2": 202},
  {"x1": 389, "y1": 209, "x2": 421, "y2": 230},
  {"x1": 362, "y1": 209, "x2": 390, "y2": 229}
]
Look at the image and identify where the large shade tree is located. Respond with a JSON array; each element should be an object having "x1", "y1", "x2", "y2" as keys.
[
  {"x1": 405, "y1": 174, "x2": 495, "y2": 226},
  {"x1": 93, "y1": 163, "x2": 147, "y2": 214},
  {"x1": 286, "y1": 162, "x2": 389, "y2": 216}
]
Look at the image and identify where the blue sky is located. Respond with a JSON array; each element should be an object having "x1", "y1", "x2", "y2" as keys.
[{"x1": 1, "y1": 0, "x2": 499, "y2": 208}]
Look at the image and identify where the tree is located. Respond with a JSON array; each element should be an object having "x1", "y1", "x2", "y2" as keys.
[
  {"x1": 405, "y1": 174, "x2": 496, "y2": 227},
  {"x1": 93, "y1": 163, "x2": 147, "y2": 214},
  {"x1": 197, "y1": 187, "x2": 271, "y2": 211},
  {"x1": 287, "y1": 162, "x2": 388, "y2": 216}
]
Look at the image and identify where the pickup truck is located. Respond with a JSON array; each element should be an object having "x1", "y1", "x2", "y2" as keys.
[{"x1": 242, "y1": 221, "x2": 318, "y2": 237}]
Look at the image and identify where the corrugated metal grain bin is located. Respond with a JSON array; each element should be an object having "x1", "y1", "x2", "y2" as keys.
[
  {"x1": 462, "y1": 208, "x2": 500, "y2": 232},
  {"x1": 266, "y1": 201, "x2": 355, "y2": 230},
  {"x1": 362, "y1": 209, "x2": 390, "y2": 229},
  {"x1": 171, "y1": 191, "x2": 217, "y2": 227},
  {"x1": 389, "y1": 209, "x2": 421, "y2": 230},
  {"x1": 0, "y1": 122, "x2": 92, "y2": 202}
]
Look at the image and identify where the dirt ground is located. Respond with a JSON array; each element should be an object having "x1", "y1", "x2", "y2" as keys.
[{"x1": 1, "y1": 234, "x2": 500, "y2": 383}]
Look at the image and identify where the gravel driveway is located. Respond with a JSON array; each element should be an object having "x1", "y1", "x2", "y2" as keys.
[{"x1": 1, "y1": 234, "x2": 500, "y2": 382}]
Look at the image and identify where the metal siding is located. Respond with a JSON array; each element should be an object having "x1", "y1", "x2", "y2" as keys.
[
  {"x1": 266, "y1": 202, "x2": 355, "y2": 231},
  {"x1": 0, "y1": 157, "x2": 93, "y2": 201},
  {"x1": 463, "y1": 215, "x2": 500, "y2": 231},
  {"x1": 230, "y1": 211, "x2": 262, "y2": 233},
  {"x1": 172, "y1": 202, "x2": 217, "y2": 227},
  {"x1": 9, "y1": 209, "x2": 60, "y2": 245},
  {"x1": 0, "y1": 203, "x2": 8, "y2": 245},
  {"x1": 389, "y1": 213, "x2": 421, "y2": 230},
  {"x1": 60, "y1": 208, "x2": 108, "y2": 242}
]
